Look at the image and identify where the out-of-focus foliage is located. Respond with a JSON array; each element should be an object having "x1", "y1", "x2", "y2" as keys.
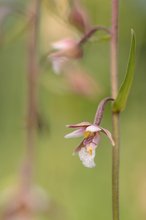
[{"x1": 0, "y1": 0, "x2": 146, "y2": 220}]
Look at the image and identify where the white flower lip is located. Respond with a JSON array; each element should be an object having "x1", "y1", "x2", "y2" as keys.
[
  {"x1": 87, "y1": 142, "x2": 97, "y2": 149},
  {"x1": 85, "y1": 125, "x2": 101, "y2": 132},
  {"x1": 78, "y1": 147, "x2": 96, "y2": 168}
]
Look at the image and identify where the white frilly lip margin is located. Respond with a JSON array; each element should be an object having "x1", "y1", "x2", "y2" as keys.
[{"x1": 78, "y1": 144, "x2": 96, "y2": 168}]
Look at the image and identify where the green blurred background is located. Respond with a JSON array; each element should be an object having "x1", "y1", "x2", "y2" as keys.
[{"x1": 0, "y1": 0, "x2": 146, "y2": 219}]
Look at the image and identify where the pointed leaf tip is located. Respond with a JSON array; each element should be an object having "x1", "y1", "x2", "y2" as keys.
[{"x1": 113, "y1": 29, "x2": 136, "y2": 113}]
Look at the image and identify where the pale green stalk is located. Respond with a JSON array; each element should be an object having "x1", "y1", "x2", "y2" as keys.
[{"x1": 110, "y1": 0, "x2": 120, "y2": 220}]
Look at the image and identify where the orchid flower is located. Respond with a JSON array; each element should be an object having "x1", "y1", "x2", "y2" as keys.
[
  {"x1": 65, "y1": 97, "x2": 115, "y2": 168},
  {"x1": 49, "y1": 38, "x2": 83, "y2": 74},
  {"x1": 49, "y1": 28, "x2": 110, "y2": 74}
]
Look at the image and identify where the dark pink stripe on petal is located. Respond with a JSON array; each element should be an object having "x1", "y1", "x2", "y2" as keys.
[{"x1": 66, "y1": 121, "x2": 91, "y2": 128}]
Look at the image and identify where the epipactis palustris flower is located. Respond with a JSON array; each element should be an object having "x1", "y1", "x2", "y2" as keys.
[
  {"x1": 49, "y1": 38, "x2": 83, "y2": 74},
  {"x1": 64, "y1": 97, "x2": 115, "y2": 168},
  {"x1": 65, "y1": 122, "x2": 114, "y2": 168},
  {"x1": 49, "y1": 27, "x2": 110, "y2": 74}
]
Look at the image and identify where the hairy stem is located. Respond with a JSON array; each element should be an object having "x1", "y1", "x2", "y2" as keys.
[
  {"x1": 21, "y1": 0, "x2": 40, "y2": 192},
  {"x1": 110, "y1": 0, "x2": 120, "y2": 220}
]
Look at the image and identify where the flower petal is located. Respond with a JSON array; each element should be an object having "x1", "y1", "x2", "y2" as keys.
[
  {"x1": 66, "y1": 121, "x2": 91, "y2": 128},
  {"x1": 100, "y1": 127, "x2": 115, "y2": 146},
  {"x1": 86, "y1": 142, "x2": 97, "y2": 152},
  {"x1": 83, "y1": 136, "x2": 93, "y2": 145},
  {"x1": 52, "y1": 38, "x2": 77, "y2": 50},
  {"x1": 74, "y1": 140, "x2": 84, "y2": 153},
  {"x1": 78, "y1": 146, "x2": 96, "y2": 168},
  {"x1": 92, "y1": 134, "x2": 101, "y2": 146},
  {"x1": 85, "y1": 124, "x2": 101, "y2": 132},
  {"x1": 64, "y1": 128, "x2": 84, "y2": 139}
]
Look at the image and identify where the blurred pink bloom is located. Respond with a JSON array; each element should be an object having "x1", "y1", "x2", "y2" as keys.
[
  {"x1": 1, "y1": 186, "x2": 49, "y2": 220},
  {"x1": 49, "y1": 38, "x2": 83, "y2": 74},
  {"x1": 69, "y1": 0, "x2": 91, "y2": 33},
  {"x1": 65, "y1": 122, "x2": 115, "y2": 168},
  {"x1": 64, "y1": 67, "x2": 100, "y2": 98}
]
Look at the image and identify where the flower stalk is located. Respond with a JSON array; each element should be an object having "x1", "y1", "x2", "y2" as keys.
[
  {"x1": 94, "y1": 97, "x2": 114, "y2": 125},
  {"x1": 78, "y1": 25, "x2": 111, "y2": 46},
  {"x1": 110, "y1": 0, "x2": 120, "y2": 220},
  {"x1": 21, "y1": 0, "x2": 40, "y2": 193}
]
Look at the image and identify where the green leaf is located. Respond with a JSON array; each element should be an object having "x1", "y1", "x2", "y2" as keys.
[{"x1": 112, "y1": 29, "x2": 136, "y2": 113}]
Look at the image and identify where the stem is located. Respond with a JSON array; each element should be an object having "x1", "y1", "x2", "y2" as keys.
[
  {"x1": 93, "y1": 97, "x2": 114, "y2": 126},
  {"x1": 21, "y1": 0, "x2": 40, "y2": 192},
  {"x1": 110, "y1": 0, "x2": 120, "y2": 220},
  {"x1": 78, "y1": 25, "x2": 111, "y2": 46},
  {"x1": 112, "y1": 112, "x2": 120, "y2": 220}
]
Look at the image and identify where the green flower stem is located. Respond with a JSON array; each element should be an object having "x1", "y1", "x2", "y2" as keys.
[
  {"x1": 110, "y1": 0, "x2": 120, "y2": 220},
  {"x1": 112, "y1": 113, "x2": 120, "y2": 220}
]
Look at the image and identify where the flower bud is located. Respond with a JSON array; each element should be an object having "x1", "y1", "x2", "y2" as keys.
[{"x1": 69, "y1": 0, "x2": 91, "y2": 33}]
